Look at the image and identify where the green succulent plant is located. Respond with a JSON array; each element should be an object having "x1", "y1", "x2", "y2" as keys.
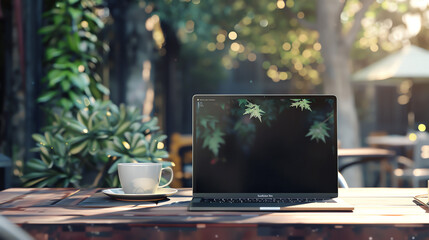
[{"x1": 22, "y1": 100, "x2": 170, "y2": 188}]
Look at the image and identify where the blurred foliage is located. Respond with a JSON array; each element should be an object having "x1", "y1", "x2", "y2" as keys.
[
  {"x1": 22, "y1": 101, "x2": 170, "y2": 188},
  {"x1": 352, "y1": 0, "x2": 429, "y2": 69},
  {"x1": 38, "y1": 0, "x2": 109, "y2": 111},
  {"x1": 145, "y1": 0, "x2": 428, "y2": 91},
  {"x1": 145, "y1": 0, "x2": 323, "y2": 90}
]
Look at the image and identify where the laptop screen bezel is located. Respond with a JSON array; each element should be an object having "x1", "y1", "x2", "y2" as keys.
[{"x1": 192, "y1": 94, "x2": 339, "y2": 199}]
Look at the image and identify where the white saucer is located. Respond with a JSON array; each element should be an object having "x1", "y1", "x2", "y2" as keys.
[{"x1": 102, "y1": 188, "x2": 178, "y2": 201}]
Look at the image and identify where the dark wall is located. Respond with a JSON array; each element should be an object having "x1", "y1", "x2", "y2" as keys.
[
  {"x1": 411, "y1": 83, "x2": 429, "y2": 126},
  {"x1": 0, "y1": 0, "x2": 13, "y2": 156},
  {"x1": 375, "y1": 86, "x2": 408, "y2": 135}
]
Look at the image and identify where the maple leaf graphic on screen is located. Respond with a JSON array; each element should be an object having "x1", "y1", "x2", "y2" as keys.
[
  {"x1": 290, "y1": 99, "x2": 312, "y2": 111},
  {"x1": 243, "y1": 101, "x2": 265, "y2": 122},
  {"x1": 306, "y1": 121, "x2": 330, "y2": 143},
  {"x1": 202, "y1": 128, "x2": 225, "y2": 156}
]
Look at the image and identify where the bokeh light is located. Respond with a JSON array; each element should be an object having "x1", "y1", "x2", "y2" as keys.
[
  {"x1": 409, "y1": 133, "x2": 417, "y2": 142},
  {"x1": 277, "y1": 0, "x2": 285, "y2": 9},
  {"x1": 418, "y1": 124, "x2": 427, "y2": 132},
  {"x1": 228, "y1": 31, "x2": 238, "y2": 40}
]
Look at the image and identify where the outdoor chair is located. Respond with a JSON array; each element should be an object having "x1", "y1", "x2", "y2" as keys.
[
  {"x1": 338, "y1": 172, "x2": 349, "y2": 188},
  {"x1": 168, "y1": 133, "x2": 192, "y2": 188},
  {"x1": 393, "y1": 132, "x2": 429, "y2": 187}
]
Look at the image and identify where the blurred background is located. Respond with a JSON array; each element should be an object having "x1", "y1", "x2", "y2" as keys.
[{"x1": 1, "y1": 0, "x2": 429, "y2": 188}]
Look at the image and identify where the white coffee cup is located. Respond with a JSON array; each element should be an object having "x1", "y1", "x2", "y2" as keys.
[{"x1": 118, "y1": 163, "x2": 173, "y2": 194}]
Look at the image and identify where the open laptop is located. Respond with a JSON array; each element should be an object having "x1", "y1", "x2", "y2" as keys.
[{"x1": 188, "y1": 94, "x2": 354, "y2": 211}]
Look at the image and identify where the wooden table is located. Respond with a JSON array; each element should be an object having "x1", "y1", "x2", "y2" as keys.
[
  {"x1": 367, "y1": 135, "x2": 415, "y2": 148},
  {"x1": 2, "y1": 188, "x2": 429, "y2": 239},
  {"x1": 338, "y1": 148, "x2": 397, "y2": 187},
  {"x1": 338, "y1": 148, "x2": 396, "y2": 172}
]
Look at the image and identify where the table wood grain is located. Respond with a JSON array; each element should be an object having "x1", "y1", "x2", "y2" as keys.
[{"x1": 1, "y1": 188, "x2": 429, "y2": 226}]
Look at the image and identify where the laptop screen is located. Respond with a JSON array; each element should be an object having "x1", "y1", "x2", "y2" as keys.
[{"x1": 192, "y1": 95, "x2": 338, "y2": 195}]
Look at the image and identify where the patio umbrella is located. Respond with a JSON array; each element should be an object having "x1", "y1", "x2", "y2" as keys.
[{"x1": 353, "y1": 45, "x2": 429, "y2": 84}]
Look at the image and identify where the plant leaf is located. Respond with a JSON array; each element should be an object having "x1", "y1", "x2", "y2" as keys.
[
  {"x1": 38, "y1": 25, "x2": 56, "y2": 35},
  {"x1": 243, "y1": 101, "x2": 265, "y2": 122},
  {"x1": 237, "y1": 99, "x2": 248, "y2": 107},
  {"x1": 70, "y1": 140, "x2": 88, "y2": 155},
  {"x1": 290, "y1": 99, "x2": 312, "y2": 111},
  {"x1": 306, "y1": 121, "x2": 330, "y2": 143},
  {"x1": 59, "y1": 98, "x2": 73, "y2": 110},
  {"x1": 108, "y1": 159, "x2": 121, "y2": 174},
  {"x1": 131, "y1": 147, "x2": 147, "y2": 156},
  {"x1": 62, "y1": 117, "x2": 87, "y2": 133},
  {"x1": 88, "y1": 140, "x2": 99, "y2": 155},
  {"x1": 153, "y1": 150, "x2": 169, "y2": 158},
  {"x1": 26, "y1": 159, "x2": 48, "y2": 171},
  {"x1": 37, "y1": 91, "x2": 57, "y2": 103},
  {"x1": 46, "y1": 48, "x2": 62, "y2": 60},
  {"x1": 60, "y1": 80, "x2": 71, "y2": 91},
  {"x1": 116, "y1": 121, "x2": 131, "y2": 136},
  {"x1": 32, "y1": 134, "x2": 47, "y2": 146},
  {"x1": 203, "y1": 128, "x2": 225, "y2": 156},
  {"x1": 84, "y1": 11, "x2": 104, "y2": 28},
  {"x1": 68, "y1": 91, "x2": 85, "y2": 109},
  {"x1": 23, "y1": 177, "x2": 48, "y2": 187},
  {"x1": 96, "y1": 83, "x2": 110, "y2": 95},
  {"x1": 47, "y1": 69, "x2": 67, "y2": 87}
]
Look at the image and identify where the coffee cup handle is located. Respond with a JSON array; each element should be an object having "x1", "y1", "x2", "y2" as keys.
[{"x1": 158, "y1": 167, "x2": 174, "y2": 188}]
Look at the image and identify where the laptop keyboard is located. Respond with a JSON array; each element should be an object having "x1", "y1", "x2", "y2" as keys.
[{"x1": 201, "y1": 198, "x2": 335, "y2": 204}]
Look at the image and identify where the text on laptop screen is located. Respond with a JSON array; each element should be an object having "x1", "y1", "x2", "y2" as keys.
[{"x1": 193, "y1": 95, "x2": 337, "y2": 194}]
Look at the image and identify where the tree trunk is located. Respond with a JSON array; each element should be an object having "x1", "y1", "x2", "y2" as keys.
[
  {"x1": 316, "y1": 0, "x2": 360, "y2": 148},
  {"x1": 316, "y1": 0, "x2": 363, "y2": 186}
]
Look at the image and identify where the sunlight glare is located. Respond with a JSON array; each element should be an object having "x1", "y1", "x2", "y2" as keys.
[
  {"x1": 228, "y1": 31, "x2": 238, "y2": 40},
  {"x1": 277, "y1": 0, "x2": 285, "y2": 9},
  {"x1": 122, "y1": 141, "x2": 131, "y2": 150},
  {"x1": 410, "y1": 0, "x2": 429, "y2": 10},
  {"x1": 403, "y1": 13, "x2": 422, "y2": 37}
]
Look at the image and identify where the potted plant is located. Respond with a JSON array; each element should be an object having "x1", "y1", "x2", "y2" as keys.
[{"x1": 22, "y1": 100, "x2": 171, "y2": 188}]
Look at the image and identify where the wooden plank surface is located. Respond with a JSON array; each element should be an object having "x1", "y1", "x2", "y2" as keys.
[
  {"x1": 1, "y1": 188, "x2": 429, "y2": 225},
  {"x1": 338, "y1": 148, "x2": 395, "y2": 158}
]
